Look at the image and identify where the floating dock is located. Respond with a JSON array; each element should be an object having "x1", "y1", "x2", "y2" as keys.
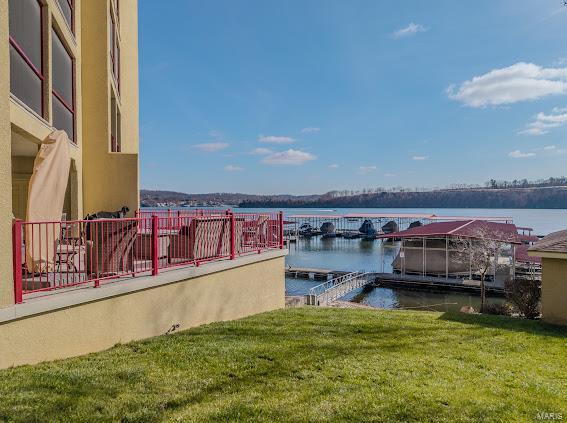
[
  {"x1": 285, "y1": 267, "x2": 350, "y2": 280},
  {"x1": 373, "y1": 273, "x2": 505, "y2": 296},
  {"x1": 286, "y1": 267, "x2": 506, "y2": 295}
]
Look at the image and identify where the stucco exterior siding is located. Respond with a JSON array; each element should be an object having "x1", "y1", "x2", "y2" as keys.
[
  {"x1": 540, "y1": 258, "x2": 567, "y2": 326},
  {"x1": 0, "y1": 252, "x2": 286, "y2": 369}
]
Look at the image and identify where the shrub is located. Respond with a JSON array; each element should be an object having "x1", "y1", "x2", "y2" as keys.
[
  {"x1": 505, "y1": 277, "x2": 541, "y2": 319},
  {"x1": 483, "y1": 302, "x2": 514, "y2": 316}
]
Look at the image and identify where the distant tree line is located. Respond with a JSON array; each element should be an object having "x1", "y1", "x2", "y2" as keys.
[
  {"x1": 241, "y1": 186, "x2": 567, "y2": 209},
  {"x1": 484, "y1": 177, "x2": 567, "y2": 189}
]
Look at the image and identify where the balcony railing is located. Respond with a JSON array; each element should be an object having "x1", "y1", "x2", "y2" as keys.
[{"x1": 12, "y1": 210, "x2": 284, "y2": 303}]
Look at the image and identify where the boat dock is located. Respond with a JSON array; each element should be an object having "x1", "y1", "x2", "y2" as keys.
[
  {"x1": 373, "y1": 273, "x2": 505, "y2": 296},
  {"x1": 287, "y1": 267, "x2": 507, "y2": 296},
  {"x1": 285, "y1": 213, "x2": 514, "y2": 241},
  {"x1": 285, "y1": 267, "x2": 350, "y2": 280}
]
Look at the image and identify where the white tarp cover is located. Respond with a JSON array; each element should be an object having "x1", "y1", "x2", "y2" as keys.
[{"x1": 25, "y1": 130, "x2": 70, "y2": 273}]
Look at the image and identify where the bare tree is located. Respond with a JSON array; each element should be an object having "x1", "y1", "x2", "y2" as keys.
[{"x1": 454, "y1": 226, "x2": 515, "y2": 312}]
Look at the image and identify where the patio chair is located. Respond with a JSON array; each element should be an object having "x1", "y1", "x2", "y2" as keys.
[
  {"x1": 168, "y1": 217, "x2": 243, "y2": 263},
  {"x1": 85, "y1": 220, "x2": 138, "y2": 278}
]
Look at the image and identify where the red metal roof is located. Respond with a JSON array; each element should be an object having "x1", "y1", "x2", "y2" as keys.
[
  {"x1": 377, "y1": 220, "x2": 521, "y2": 244},
  {"x1": 515, "y1": 245, "x2": 541, "y2": 264},
  {"x1": 518, "y1": 234, "x2": 540, "y2": 243}
]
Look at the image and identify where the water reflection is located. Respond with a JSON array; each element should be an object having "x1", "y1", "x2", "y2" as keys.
[{"x1": 286, "y1": 277, "x2": 503, "y2": 313}]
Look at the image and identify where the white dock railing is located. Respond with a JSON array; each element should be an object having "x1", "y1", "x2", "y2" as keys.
[{"x1": 306, "y1": 271, "x2": 372, "y2": 306}]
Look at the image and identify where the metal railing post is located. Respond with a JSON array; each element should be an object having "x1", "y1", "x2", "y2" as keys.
[
  {"x1": 279, "y1": 211, "x2": 284, "y2": 249},
  {"x1": 230, "y1": 211, "x2": 236, "y2": 260},
  {"x1": 12, "y1": 219, "x2": 23, "y2": 304},
  {"x1": 152, "y1": 215, "x2": 159, "y2": 276}
]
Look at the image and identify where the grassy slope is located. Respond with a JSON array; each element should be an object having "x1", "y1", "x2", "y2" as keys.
[{"x1": 0, "y1": 308, "x2": 565, "y2": 422}]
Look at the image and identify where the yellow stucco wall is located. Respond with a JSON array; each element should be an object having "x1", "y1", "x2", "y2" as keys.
[
  {"x1": 0, "y1": 256, "x2": 285, "y2": 369},
  {"x1": 1, "y1": 0, "x2": 140, "y2": 307},
  {"x1": 0, "y1": 0, "x2": 14, "y2": 307},
  {"x1": 541, "y1": 258, "x2": 567, "y2": 326},
  {"x1": 82, "y1": 0, "x2": 139, "y2": 216}
]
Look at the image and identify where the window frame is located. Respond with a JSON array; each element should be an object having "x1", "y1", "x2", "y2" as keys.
[
  {"x1": 51, "y1": 27, "x2": 76, "y2": 143},
  {"x1": 109, "y1": 3, "x2": 120, "y2": 92},
  {"x1": 110, "y1": 90, "x2": 121, "y2": 153},
  {"x1": 56, "y1": 0, "x2": 75, "y2": 35},
  {"x1": 9, "y1": 0, "x2": 45, "y2": 118}
]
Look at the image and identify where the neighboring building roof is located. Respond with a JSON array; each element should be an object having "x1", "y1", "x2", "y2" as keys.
[
  {"x1": 377, "y1": 220, "x2": 521, "y2": 244},
  {"x1": 528, "y1": 229, "x2": 567, "y2": 255}
]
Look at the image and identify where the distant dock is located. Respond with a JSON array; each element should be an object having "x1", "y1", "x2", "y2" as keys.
[{"x1": 285, "y1": 267, "x2": 350, "y2": 280}]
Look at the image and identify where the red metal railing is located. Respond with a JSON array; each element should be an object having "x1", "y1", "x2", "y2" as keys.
[{"x1": 12, "y1": 211, "x2": 284, "y2": 303}]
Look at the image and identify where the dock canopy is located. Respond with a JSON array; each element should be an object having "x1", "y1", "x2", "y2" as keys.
[{"x1": 377, "y1": 220, "x2": 521, "y2": 244}]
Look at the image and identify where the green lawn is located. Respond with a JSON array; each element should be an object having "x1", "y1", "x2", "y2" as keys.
[{"x1": 0, "y1": 308, "x2": 566, "y2": 422}]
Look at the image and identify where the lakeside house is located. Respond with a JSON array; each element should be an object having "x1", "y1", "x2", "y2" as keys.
[
  {"x1": 0, "y1": 0, "x2": 286, "y2": 369},
  {"x1": 529, "y1": 230, "x2": 567, "y2": 325}
]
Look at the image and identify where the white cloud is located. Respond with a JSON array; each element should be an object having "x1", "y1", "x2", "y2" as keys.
[
  {"x1": 384, "y1": 173, "x2": 396, "y2": 177},
  {"x1": 447, "y1": 63, "x2": 567, "y2": 107},
  {"x1": 301, "y1": 127, "x2": 320, "y2": 134},
  {"x1": 258, "y1": 135, "x2": 295, "y2": 144},
  {"x1": 208, "y1": 129, "x2": 224, "y2": 138},
  {"x1": 508, "y1": 150, "x2": 535, "y2": 159},
  {"x1": 328, "y1": 164, "x2": 339, "y2": 169},
  {"x1": 544, "y1": 145, "x2": 557, "y2": 150},
  {"x1": 224, "y1": 165, "x2": 244, "y2": 172},
  {"x1": 391, "y1": 22, "x2": 427, "y2": 39},
  {"x1": 412, "y1": 155, "x2": 429, "y2": 160},
  {"x1": 192, "y1": 142, "x2": 229, "y2": 152},
  {"x1": 519, "y1": 107, "x2": 567, "y2": 135},
  {"x1": 261, "y1": 149, "x2": 317, "y2": 165},
  {"x1": 250, "y1": 147, "x2": 273, "y2": 155},
  {"x1": 358, "y1": 165, "x2": 377, "y2": 174}
]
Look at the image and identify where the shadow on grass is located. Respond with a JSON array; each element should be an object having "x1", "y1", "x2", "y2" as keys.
[{"x1": 438, "y1": 311, "x2": 567, "y2": 338}]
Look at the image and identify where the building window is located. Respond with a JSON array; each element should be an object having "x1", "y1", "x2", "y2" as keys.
[
  {"x1": 9, "y1": 0, "x2": 44, "y2": 117},
  {"x1": 56, "y1": 0, "x2": 74, "y2": 33},
  {"x1": 110, "y1": 93, "x2": 121, "y2": 152},
  {"x1": 52, "y1": 29, "x2": 75, "y2": 142},
  {"x1": 110, "y1": 8, "x2": 120, "y2": 91}
]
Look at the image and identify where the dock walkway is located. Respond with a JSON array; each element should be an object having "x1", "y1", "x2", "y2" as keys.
[
  {"x1": 306, "y1": 272, "x2": 371, "y2": 306},
  {"x1": 373, "y1": 273, "x2": 505, "y2": 295}
]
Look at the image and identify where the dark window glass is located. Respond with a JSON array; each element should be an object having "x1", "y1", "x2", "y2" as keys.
[
  {"x1": 116, "y1": 110, "x2": 121, "y2": 152},
  {"x1": 9, "y1": 0, "x2": 42, "y2": 70},
  {"x1": 56, "y1": 0, "x2": 73, "y2": 30},
  {"x1": 10, "y1": 46, "x2": 42, "y2": 115},
  {"x1": 115, "y1": 43, "x2": 120, "y2": 87},
  {"x1": 53, "y1": 96, "x2": 74, "y2": 141},
  {"x1": 52, "y1": 29, "x2": 73, "y2": 107}
]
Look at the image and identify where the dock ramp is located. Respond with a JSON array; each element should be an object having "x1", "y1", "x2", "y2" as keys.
[{"x1": 306, "y1": 272, "x2": 372, "y2": 306}]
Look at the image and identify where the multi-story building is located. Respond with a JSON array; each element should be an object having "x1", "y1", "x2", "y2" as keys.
[
  {"x1": 0, "y1": 0, "x2": 140, "y2": 307},
  {"x1": 0, "y1": 1, "x2": 285, "y2": 369}
]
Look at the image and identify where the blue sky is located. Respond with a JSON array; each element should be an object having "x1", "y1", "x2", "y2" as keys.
[{"x1": 139, "y1": 0, "x2": 567, "y2": 194}]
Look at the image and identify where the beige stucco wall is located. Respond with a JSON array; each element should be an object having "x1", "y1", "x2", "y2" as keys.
[
  {"x1": 541, "y1": 257, "x2": 567, "y2": 326},
  {"x1": 0, "y1": 255, "x2": 285, "y2": 369},
  {"x1": 0, "y1": 0, "x2": 13, "y2": 307}
]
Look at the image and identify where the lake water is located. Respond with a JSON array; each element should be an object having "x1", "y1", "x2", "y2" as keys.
[
  {"x1": 153, "y1": 206, "x2": 567, "y2": 310},
  {"x1": 262, "y1": 207, "x2": 561, "y2": 310}
]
